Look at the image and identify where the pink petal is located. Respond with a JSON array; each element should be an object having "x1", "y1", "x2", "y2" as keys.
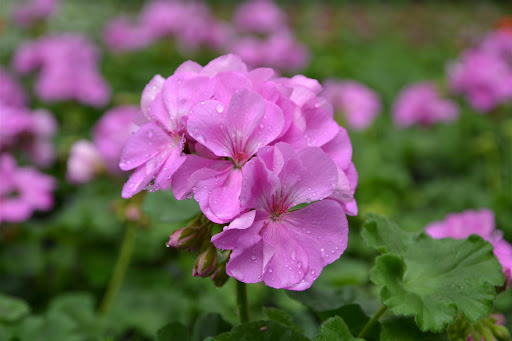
[
  {"x1": 141, "y1": 74, "x2": 165, "y2": 120},
  {"x1": 201, "y1": 54, "x2": 247, "y2": 76},
  {"x1": 175, "y1": 60, "x2": 202, "y2": 74},
  {"x1": 240, "y1": 156, "x2": 280, "y2": 211},
  {"x1": 321, "y1": 127, "x2": 352, "y2": 170},
  {"x1": 302, "y1": 98, "x2": 339, "y2": 147},
  {"x1": 226, "y1": 237, "x2": 266, "y2": 283},
  {"x1": 171, "y1": 154, "x2": 220, "y2": 200},
  {"x1": 211, "y1": 210, "x2": 258, "y2": 249},
  {"x1": 209, "y1": 168, "x2": 244, "y2": 222},
  {"x1": 119, "y1": 122, "x2": 174, "y2": 171}
]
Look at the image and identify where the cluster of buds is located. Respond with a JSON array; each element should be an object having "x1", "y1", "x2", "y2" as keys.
[
  {"x1": 167, "y1": 214, "x2": 230, "y2": 287},
  {"x1": 447, "y1": 313, "x2": 510, "y2": 341}
]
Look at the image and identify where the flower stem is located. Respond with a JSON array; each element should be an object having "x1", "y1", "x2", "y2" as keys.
[
  {"x1": 357, "y1": 305, "x2": 387, "y2": 338},
  {"x1": 236, "y1": 280, "x2": 250, "y2": 324},
  {"x1": 99, "y1": 223, "x2": 136, "y2": 315}
]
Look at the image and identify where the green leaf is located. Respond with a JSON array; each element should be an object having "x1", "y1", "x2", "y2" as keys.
[
  {"x1": 380, "y1": 317, "x2": 449, "y2": 341},
  {"x1": 263, "y1": 307, "x2": 299, "y2": 331},
  {"x1": 0, "y1": 294, "x2": 30, "y2": 323},
  {"x1": 209, "y1": 320, "x2": 309, "y2": 341},
  {"x1": 370, "y1": 235, "x2": 503, "y2": 332},
  {"x1": 362, "y1": 213, "x2": 412, "y2": 254},
  {"x1": 315, "y1": 316, "x2": 364, "y2": 341},
  {"x1": 317, "y1": 304, "x2": 380, "y2": 341},
  {"x1": 157, "y1": 321, "x2": 190, "y2": 341},
  {"x1": 142, "y1": 190, "x2": 200, "y2": 223},
  {"x1": 287, "y1": 285, "x2": 358, "y2": 312},
  {"x1": 192, "y1": 313, "x2": 232, "y2": 341}
]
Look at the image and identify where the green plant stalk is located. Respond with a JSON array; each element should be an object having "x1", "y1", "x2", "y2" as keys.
[
  {"x1": 99, "y1": 223, "x2": 136, "y2": 315},
  {"x1": 357, "y1": 305, "x2": 388, "y2": 338},
  {"x1": 236, "y1": 280, "x2": 250, "y2": 324}
]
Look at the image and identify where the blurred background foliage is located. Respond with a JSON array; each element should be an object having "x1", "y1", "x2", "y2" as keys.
[{"x1": 0, "y1": 0, "x2": 511, "y2": 340}]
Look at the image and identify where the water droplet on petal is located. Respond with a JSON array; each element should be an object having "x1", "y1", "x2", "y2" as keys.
[
  {"x1": 291, "y1": 251, "x2": 296, "y2": 261},
  {"x1": 251, "y1": 255, "x2": 257, "y2": 261},
  {"x1": 311, "y1": 269, "x2": 316, "y2": 275},
  {"x1": 215, "y1": 104, "x2": 224, "y2": 113},
  {"x1": 297, "y1": 261, "x2": 302, "y2": 268},
  {"x1": 268, "y1": 267, "x2": 273, "y2": 273}
]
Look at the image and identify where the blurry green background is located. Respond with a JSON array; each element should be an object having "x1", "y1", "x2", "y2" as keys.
[{"x1": 0, "y1": 1, "x2": 511, "y2": 340}]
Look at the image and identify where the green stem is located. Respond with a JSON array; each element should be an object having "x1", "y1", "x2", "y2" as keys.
[
  {"x1": 236, "y1": 280, "x2": 250, "y2": 324},
  {"x1": 99, "y1": 223, "x2": 136, "y2": 315},
  {"x1": 357, "y1": 305, "x2": 387, "y2": 338}
]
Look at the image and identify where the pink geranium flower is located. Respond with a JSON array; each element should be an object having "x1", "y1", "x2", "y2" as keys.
[
  {"x1": 447, "y1": 49, "x2": 512, "y2": 112},
  {"x1": 233, "y1": 0, "x2": 287, "y2": 34},
  {"x1": 172, "y1": 89, "x2": 284, "y2": 223},
  {"x1": 119, "y1": 72, "x2": 213, "y2": 198},
  {"x1": 322, "y1": 80, "x2": 381, "y2": 131},
  {"x1": 393, "y1": 82, "x2": 459, "y2": 128},
  {"x1": 12, "y1": 0, "x2": 57, "y2": 27},
  {"x1": 13, "y1": 34, "x2": 110, "y2": 107},
  {"x1": 211, "y1": 143, "x2": 348, "y2": 290},
  {"x1": 426, "y1": 209, "x2": 512, "y2": 288},
  {"x1": 0, "y1": 154, "x2": 56, "y2": 224}
]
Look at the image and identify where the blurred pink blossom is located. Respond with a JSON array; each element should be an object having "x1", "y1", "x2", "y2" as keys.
[
  {"x1": 447, "y1": 49, "x2": 512, "y2": 112},
  {"x1": 480, "y1": 30, "x2": 512, "y2": 62},
  {"x1": 66, "y1": 140, "x2": 103, "y2": 185},
  {"x1": 0, "y1": 67, "x2": 27, "y2": 108},
  {"x1": 322, "y1": 80, "x2": 381, "y2": 131},
  {"x1": 12, "y1": 0, "x2": 58, "y2": 27},
  {"x1": 393, "y1": 82, "x2": 459, "y2": 127},
  {"x1": 426, "y1": 209, "x2": 512, "y2": 289},
  {"x1": 104, "y1": 17, "x2": 156, "y2": 52},
  {"x1": 0, "y1": 153, "x2": 56, "y2": 224},
  {"x1": 13, "y1": 34, "x2": 111, "y2": 107},
  {"x1": 233, "y1": 0, "x2": 287, "y2": 34},
  {"x1": 0, "y1": 104, "x2": 57, "y2": 167}
]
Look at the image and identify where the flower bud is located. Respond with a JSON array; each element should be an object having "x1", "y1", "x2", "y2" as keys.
[
  {"x1": 193, "y1": 246, "x2": 218, "y2": 277},
  {"x1": 167, "y1": 227, "x2": 202, "y2": 251},
  {"x1": 210, "y1": 263, "x2": 229, "y2": 287}
]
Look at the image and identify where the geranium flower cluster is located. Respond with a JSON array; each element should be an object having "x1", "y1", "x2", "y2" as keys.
[
  {"x1": 392, "y1": 82, "x2": 459, "y2": 128},
  {"x1": 13, "y1": 34, "x2": 111, "y2": 107},
  {"x1": 11, "y1": 0, "x2": 58, "y2": 28},
  {"x1": 67, "y1": 106, "x2": 138, "y2": 184},
  {"x1": 229, "y1": 0, "x2": 310, "y2": 72},
  {"x1": 121, "y1": 54, "x2": 357, "y2": 290},
  {"x1": 447, "y1": 28, "x2": 512, "y2": 112},
  {"x1": 104, "y1": 0, "x2": 229, "y2": 53},
  {"x1": 322, "y1": 79, "x2": 381, "y2": 131},
  {"x1": 426, "y1": 209, "x2": 512, "y2": 289},
  {"x1": 0, "y1": 67, "x2": 57, "y2": 168},
  {"x1": 104, "y1": 0, "x2": 309, "y2": 72}
]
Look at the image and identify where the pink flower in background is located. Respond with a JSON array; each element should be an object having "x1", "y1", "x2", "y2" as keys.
[
  {"x1": 104, "y1": 17, "x2": 156, "y2": 52},
  {"x1": 12, "y1": 0, "x2": 58, "y2": 27},
  {"x1": 66, "y1": 141, "x2": 103, "y2": 184},
  {"x1": 0, "y1": 105, "x2": 57, "y2": 167},
  {"x1": 426, "y1": 209, "x2": 512, "y2": 288},
  {"x1": 0, "y1": 154, "x2": 56, "y2": 224},
  {"x1": 447, "y1": 49, "x2": 512, "y2": 112},
  {"x1": 233, "y1": 0, "x2": 287, "y2": 34},
  {"x1": 322, "y1": 80, "x2": 381, "y2": 131},
  {"x1": 230, "y1": 30, "x2": 310, "y2": 72},
  {"x1": 392, "y1": 82, "x2": 459, "y2": 128},
  {"x1": 212, "y1": 143, "x2": 348, "y2": 290},
  {"x1": 480, "y1": 30, "x2": 512, "y2": 62},
  {"x1": 0, "y1": 67, "x2": 27, "y2": 108},
  {"x1": 93, "y1": 106, "x2": 138, "y2": 174},
  {"x1": 13, "y1": 34, "x2": 111, "y2": 107}
]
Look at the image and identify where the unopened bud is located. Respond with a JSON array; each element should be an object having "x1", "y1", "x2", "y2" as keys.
[
  {"x1": 210, "y1": 263, "x2": 229, "y2": 287},
  {"x1": 193, "y1": 246, "x2": 218, "y2": 277},
  {"x1": 167, "y1": 227, "x2": 202, "y2": 251},
  {"x1": 492, "y1": 325, "x2": 510, "y2": 340}
]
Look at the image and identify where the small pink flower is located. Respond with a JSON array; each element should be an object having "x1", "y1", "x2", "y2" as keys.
[
  {"x1": 233, "y1": 0, "x2": 287, "y2": 34},
  {"x1": 480, "y1": 30, "x2": 512, "y2": 62},
  {"x1": 447, "y1": 49, "x2": 512, "y2": 112},
  {"x1": 104, "y1": 17, "x2": 156, "y2": 52},
  {"x1": 172, "y1": 89, "x2": 284, "y2": 223},
  {"x1": 12, "y1": 34, "x2": 110, "y2": 107},
  {"x1": 93, "y1": 106, "x2": 138, "y2": 174},
  {"x1": 0, "y1": 105, "x2": 57, "y2": 167},
  {"x1": 426, "y1": 209, "x2": 512, "y2": 288},
  {"x1": 393, "y1": 82, "x2": 459, "y2": 128},
  {"x1": 322, "y1": 80, "x2": 381, "y2": 131},
  {"x1": 12, "y1": 0, "x2": 57, "y2": 27},
  {"x1": 211, "y1": 143, "x2": 348, "y2": 290},
  {"x1": 66, "y1": 140, "x2": 103, "y2": 184},
  {"x1": 0, "y1": 67, "x2": 27, "y2": 108},
  {"x1": 0, "y1": 153, "x2": 56, "y2": 224}
]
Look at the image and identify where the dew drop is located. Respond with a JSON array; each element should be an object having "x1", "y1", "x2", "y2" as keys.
[
  {"x1": 251, "y1": 255, "x2": 257, "y2": 261},
  {"x1": 320, "y1": 248, "x2": 324, "y2": 252},
  {"x1": 215, "y1": 104, "x2": 224, "y2": 113},
  {"x1": 311, "y1": 269, "x2": 316, "y2": 275},
  {"x1": 268, "y1": 267, "x2": 273, "y2": 273},
  {"x1": 291, "y1": 251, "x2": 296, "y2": 261},
  {"x1": 297, "y1": 261, "x2": 302, "y2": 268}
]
